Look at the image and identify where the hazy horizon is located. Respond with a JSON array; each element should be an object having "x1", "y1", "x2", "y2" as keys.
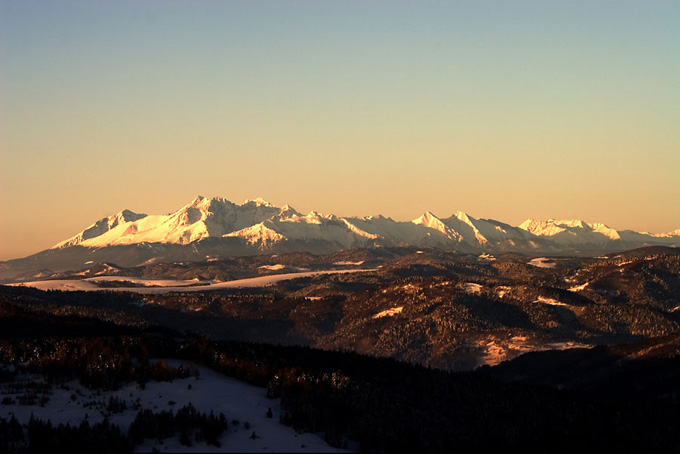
[{"x1": 2, "y1": 1, "x2": 678, "y2": 260}]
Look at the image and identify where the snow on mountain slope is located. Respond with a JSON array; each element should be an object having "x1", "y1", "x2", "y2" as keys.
[
  {"x1": 650, "y1": 228, "x2": 680, "y2": 238},
  {"x1": 55, "y1": 209, "x2": 148, "y2": 248},
  {"x1": 224, "y1": 222, "x2": 286, "y2": 248},
  {"x1": 342, "y1": 215, "x2": 414, "y2": 244},
  {"x1": 519, "y1": 219, "x2": 569, "y2": 237},
  {"x1": 518, "y1": 219, "x2": 621, "y2": 245},
  {"x1": 223, "y1": 210, "x2": 381, "y2": 251},
  {"x1": 412, "y1": 211, "x2": 463, "y2": 243},
  {"x1": 55, "y1": 196, "x2": 283, "y2": 248},
  {"x1": 45, "y1": 196, "x2": 680, "y2": 259},
  {"x1": 269, "y1": 213, "x2": 378, "y2": 248},
  {"x1": 440, "y1": 211, "x2": 488, "y2": 245}
]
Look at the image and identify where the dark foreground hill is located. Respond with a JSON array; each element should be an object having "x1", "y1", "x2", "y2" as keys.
[{"x1": 0, "y1": 301, "x2": 679, "y2": 453}]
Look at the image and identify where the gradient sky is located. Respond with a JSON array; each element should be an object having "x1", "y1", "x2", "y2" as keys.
[{"x1": 1, "y1": 1, "x2": 678, "y2": 260}]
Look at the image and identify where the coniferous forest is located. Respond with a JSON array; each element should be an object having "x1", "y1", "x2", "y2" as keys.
[
  {"x1": 1, "y1": 292, "x2": 680, "y2": 453},
  {"x1": 1, "y1": 248, "x2": 680, "y2": 453}
]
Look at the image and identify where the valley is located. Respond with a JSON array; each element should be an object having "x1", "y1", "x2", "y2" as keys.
[{"x1": 3, "y1": 245, "x2": 679, "y2": 371}]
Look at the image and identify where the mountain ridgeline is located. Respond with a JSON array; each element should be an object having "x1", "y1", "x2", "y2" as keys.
[{"x1": 2, "y1": 196, "x2": 679, "y2": 281}]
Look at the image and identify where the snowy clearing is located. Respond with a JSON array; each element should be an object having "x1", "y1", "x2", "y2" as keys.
[
  {"x1": 372, "y1": 307, "x2": 404, "y2": 319},
  {"x1": 258, "y1": 264, "x2": 286, "y2": 271},
  {"x1": 535, "y1": 296, "x2": 568, "y2": 307},
  {"x1": 11, "y1": 269, "x2": 377, "y2": 294},
  {"x1": 0, "y1": 359, "x2": 352, "y2": 453},
  {"x1": 528, "y1": 257, "x2": 556, "y2": 268},
  {"x1": 464, "y1": 283, "x2": 483, "y2": 294},
  {"x1": 568, "y1": 283, "x2": 589, "y2": 292}
]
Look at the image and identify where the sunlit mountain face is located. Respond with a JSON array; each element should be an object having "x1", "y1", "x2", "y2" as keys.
[{"x1": 2, "y1": 196, "x2": 678, "y2": 284}]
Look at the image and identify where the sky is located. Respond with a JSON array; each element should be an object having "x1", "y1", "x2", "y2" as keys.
[{"x1": 1, "y1": 0, "x2": 678, "y2": 260}]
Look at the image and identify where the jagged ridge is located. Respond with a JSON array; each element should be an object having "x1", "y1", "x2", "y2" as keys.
[{"x1": 52, "y1": 196, "x2": 680, "y2": 255}]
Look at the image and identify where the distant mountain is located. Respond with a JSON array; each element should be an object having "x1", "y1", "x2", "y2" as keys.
[
  {"x1": 1, "y1": 196, "x2": 678, "y2": 282},
  {"x1": 54, "y1": 196, "x2": 283, "y2": 247}
]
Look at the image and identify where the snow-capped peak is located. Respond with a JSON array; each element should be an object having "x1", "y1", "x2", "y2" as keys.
[
  {"x1": 412, "y1": 211, "x2": 463, "y2": 242},
  {"x1": 53, "y1": 209, "x2": 147, "y2": 248},
  {"x1": 242, "y1": 197, "x2": 274, "y2": 208},
  {"x1": 555, "y1": 219, "x2": 586, "y2": 229},
  {"x1": 185, "y1": 195, "x2": 233, "y2": 212},
  {"x1": 519, "y1": 219, "x2": 567, "y2": 236},
  {"x1": 412, "y1": 211, "x2": 444, "y2": 229},
  {"x1": 590, "y1": 222, "x2": 621, "y2": 240},
  {"x1": 278, "y1": 204, "x2": 300, "y2": 218},
  {"x1": 303, "y1": 211, "x2": 326, "y2": 224},
  {"x1": 224, "y1": 222, "x2": 286, "y2": 248},
  {"x1": 518, "y1": 218, "x2": 623, "y2": 243},
  {"x1": 454, "y1": 211, "x2": 472, "y2": 224},
  {"x1": 446, "y1": 211, "x2": 489, "y2": 245},
  {"x1": 655, "y1": 228, "x2": 680, "y2": 237},
  {"x1": 46, "y1": 197, "x2": 680, "y2": 256}
]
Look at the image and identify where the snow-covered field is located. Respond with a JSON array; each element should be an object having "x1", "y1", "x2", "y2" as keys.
[
  {"x1": 0, "y1": 360, "x2": 353, "y2": 453},
  {"x1": 11, "y1": 269, "x2": 376, "y2": 294},
  {"x1": 528, "y1": 257, "x2": 556, "y2": 268}
]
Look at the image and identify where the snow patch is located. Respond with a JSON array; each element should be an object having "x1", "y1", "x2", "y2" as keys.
[
  {"x1": 528, "y1": 257, "x2": 556, "y2": 268},
  {"x1": 12, "y1": 269, "x2": 377, "y2": 294},
  {"x1": 568, "y1": 283, "x2": 589, "y2": 292},
  {"x1": 495, "y1": 286, "x2": 511, "y2": 298},
  {"x1": 372, "y1": 307, "x2": 404, "y2": 319},
  {"x1": 536, "y1": 296, "x2": 568, "y2": 306},
  {"x1": 464, "y1": 283, "x2": 483, "y2": 294},
  {"x1": 259, "y1": 264, "x2": 286, "y2": 271}
]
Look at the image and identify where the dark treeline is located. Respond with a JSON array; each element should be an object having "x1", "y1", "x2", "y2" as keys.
[
  {"x1": 0, "y1": 336, "x2": 196, "y2": 390},
  {"x1": 179, "y1": 338, "x2": 680, "y2": 453},
  {"x1": 0, "y1": 405, "x2": 228, "y2": 454},
  {"x1": 129, "y1": 403, "x2": 227, "y2": 447},
  {"x1": 1, "y1": 333, "x2": 679, "y2": 453},
  {"x1": 2, "y1": 288, "x2": 680, "y2": 452}
]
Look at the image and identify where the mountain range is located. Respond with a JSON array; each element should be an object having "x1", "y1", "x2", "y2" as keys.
[{"x1": 1, "y1": 195, "x2": 678, "y2": 282}]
